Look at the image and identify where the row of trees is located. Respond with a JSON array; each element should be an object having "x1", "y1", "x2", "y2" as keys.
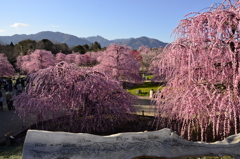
[
  {"x1": 1, "y1": 39, "x2": 163, "y2": 77},
  {"x1": 12, "y1": 44, "x2": 151, "y2": 133},
  {"x1": 0, "y1": 39, "x2": 102, "y2": 63},
  {"x1": 15, "y1": 44, "x2": 153, "y2": 83},
  {"x1": 13, "y1": 45, "x2": 162, "y2": 77}
]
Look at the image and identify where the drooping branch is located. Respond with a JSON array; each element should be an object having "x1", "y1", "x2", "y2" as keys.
[
  {"x1": 153, "y1": 0, "x2": 240, "y2": 141},
  {"x1": 93, "y1": 44, "x2": 143, "y2": 84},
  {"x1": 14, "y1": 62, "x2": 137, "y2": 133}
]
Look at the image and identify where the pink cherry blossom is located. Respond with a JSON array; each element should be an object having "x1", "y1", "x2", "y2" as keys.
[
  {"x1": 94, "y1": 44, "x2": 143, "y2": 84},
  {"x1": 16, "y1": 49, "x2": 56, "y2": 74},
  {"x1": 0, "y1": 53, "x2": 15, "y2": 77},
  {"x1": 14, "y1": 61, "x2": 137, "y2": 133},
  {"x1": 55, "y1": 52, "x2": 66, "y2": 63},
  {"x1": 153, "y1": 0, "x2": 240, "y2": 141}
]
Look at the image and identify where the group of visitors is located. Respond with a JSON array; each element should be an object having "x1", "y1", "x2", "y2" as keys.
[
  {"x1": 0, "y1": 77, "x2": 25, "y2": 111},
  {"x1": 1, "y1": 78, "x2": 24, "y2": 94}
]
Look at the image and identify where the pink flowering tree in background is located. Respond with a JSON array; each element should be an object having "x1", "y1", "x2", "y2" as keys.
[
  {"x1": 15, "y1": 54, "x2": 23, "y2": 72},
  {"x1": 16, "y1": 54, "x2": 30, "y2": 74},
  {"x1": 94, "y1": 44, "x2": 143, "y2": 84},
  {"x1": 15, "y1": 51, "x2": 32, "y2": 73},
  {"x1": 74, "y1": 53, "x2": 88, "y2": 66},
  {"x1": 137, "y1": 46, "x2": 151, "y2": 74},
  {"x1": 153, "y1": 0, "x2": 240, "y2": 142},
  {"x1": 55, "y1": 51, "x2": 101, "y2": 67},
  {"x1": 14, "y1": 62, "x2": 137, "y2": 133},
  {"x1": 130, "y1": 50, "x2": 142, "y2": 63},
  {"x1": 85, "y1": 51, "x2": 102, "y2": 65},
  {"x1": 137, "y1": 46, "x2": 151, "y2": 54},
  {"x1": 65, "y1": 53, "x2": 76, "y2": 64},
  {"x1": 147, "y1": 47, "x2": 165, "y2": 82},
  {"x1": 0, "y1": 53, "x2": 15, "y2": 77},
  {"x1": 16, "y1": 49, "x2": 56, "y2": 74},
  {"x1": 55, "y1": 52, "x2": 66, "y2": 63},
  {"x1": 138, "y1": 46, "x2": 163, "y2": 76}
]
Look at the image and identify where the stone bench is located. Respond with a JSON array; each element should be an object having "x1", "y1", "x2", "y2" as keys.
[{"x1": 22, "y1": 128, "x2": 240, "y2": 159}]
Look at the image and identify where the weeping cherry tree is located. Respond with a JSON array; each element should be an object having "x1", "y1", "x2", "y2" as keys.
[
  {"x1": 94, "y1": 44, "x2": 143, "y2": 84},
  {"x1": 16, "y1": 49, "x2": 56, "y2": 74},
  {"x1": 14, "y1": 62, "x2": 137, "y2": 133},
  {"x1": 55, "y1": 52, "x2": 66, "y2": 63},
  {"x1": 0, "y1": 53, "x2": 15, "y2": 77},
  {"x1": 139, "y1": 46, "x2": 164, "y2": 79},
  {"x1": 153, "y1": 0, "x2": 240, "y2": 141}
]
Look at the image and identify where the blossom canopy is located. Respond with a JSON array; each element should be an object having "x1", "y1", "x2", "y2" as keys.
[
  {"x1": 0, "y1": 53, "x2": 15, "y2": 77},
  {"x1": 14, "y1": 61, "x2": 137, "y2": 132}
]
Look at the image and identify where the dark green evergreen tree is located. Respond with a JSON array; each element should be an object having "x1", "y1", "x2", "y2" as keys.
[
  {"x1": 90, "y1": 41, "x2": 101, "y2": 52},
  {"x1": 72, "y1": 45, "x2": 86, "y2": 54},
  {"x1": 10, "y1": 42, "x2": 14, "y2": 47}
]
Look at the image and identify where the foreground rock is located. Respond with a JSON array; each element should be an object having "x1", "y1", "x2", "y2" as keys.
[{"x1": 22, "y1": 128, "x2": 240, "y2": 159}]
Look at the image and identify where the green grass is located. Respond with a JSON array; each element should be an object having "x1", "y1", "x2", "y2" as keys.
[
  {"x1": 0, "y1": 143, "x2": 23, "y2": 159},
  {"x1": 127, "y1": 82, "x2": 162, "y2": 96},
  {"x1": 145, "y1": 75, "x2": 153, "y2": 80}
]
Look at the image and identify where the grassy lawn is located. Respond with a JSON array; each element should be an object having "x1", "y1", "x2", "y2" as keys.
[
  {"x1": 127, "y1": 82, "x2": 162, "y2": 96},
  {"x1": 0, "y1": 143, "x2": 23, "y2": 159},
  {"x1": 145, "y1": 75, "x2": 153, "y2": 80}
]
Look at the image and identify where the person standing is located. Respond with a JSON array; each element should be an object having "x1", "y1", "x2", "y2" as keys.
[
  {"x1": 149, "y1": 89, "x2": 154, "y2": 98},
  {"x1": 21, "y1": 78, "x2": 25, "y2": 88},
  {"x1": 5, "y1": 89, "x2": 14, "y2": 111}
]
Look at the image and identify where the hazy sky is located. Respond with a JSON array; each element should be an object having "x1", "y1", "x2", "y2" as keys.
[{"x1": 0, "y1": 0, "x2": 223, "y2": 43}]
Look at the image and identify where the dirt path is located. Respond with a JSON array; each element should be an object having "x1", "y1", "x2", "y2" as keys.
[{"x1": 133, "y1": 96, "x2": 156, "y2": 116}]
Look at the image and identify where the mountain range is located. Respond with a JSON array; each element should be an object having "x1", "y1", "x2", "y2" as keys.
[{"x1": 0, "y1": 31, "x2": 168, "y2": 49}]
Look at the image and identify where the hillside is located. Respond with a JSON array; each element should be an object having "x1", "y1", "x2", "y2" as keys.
[{"x1": 0, "y1": 31, "x2": 168, "y2": 49}]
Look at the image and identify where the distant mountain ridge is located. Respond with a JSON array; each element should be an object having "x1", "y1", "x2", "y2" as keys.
[{"x1": 0, "y1": 31, "x2": 168, "y2": 49}]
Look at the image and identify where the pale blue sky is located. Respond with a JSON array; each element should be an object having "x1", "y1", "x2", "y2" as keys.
[{"x1": 0, "y1": 0, "x2": 223, "y2": 43}]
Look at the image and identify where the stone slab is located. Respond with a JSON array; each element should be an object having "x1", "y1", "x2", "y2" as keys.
[{"x1": 22, "y1": 128, "x2": 240, "y2": 159}]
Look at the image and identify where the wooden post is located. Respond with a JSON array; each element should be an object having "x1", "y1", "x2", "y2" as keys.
[{"x1": 5, "y1": 131, "x2": 14, "y2": 146}]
